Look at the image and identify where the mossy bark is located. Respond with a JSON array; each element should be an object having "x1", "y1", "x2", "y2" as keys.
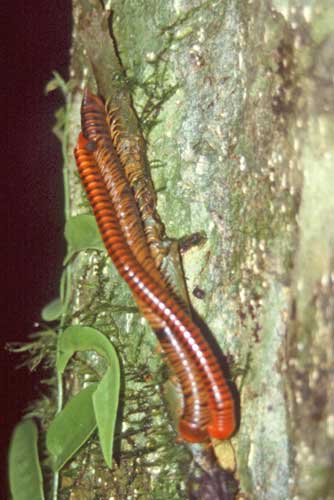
[{"x1": 51, "y1": 0, "x2": 334, "y2": 498}]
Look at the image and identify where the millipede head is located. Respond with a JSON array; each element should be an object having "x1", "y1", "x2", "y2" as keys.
[{"x1": 81, "y1": 88, "x2": 107, "y2": 141}]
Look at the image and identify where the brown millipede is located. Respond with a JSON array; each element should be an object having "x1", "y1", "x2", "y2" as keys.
[
  {"x1": 106, "y1": 93, "x2": 168, "y2": 269},
  {"x1": 74, "y1": 131, "x2": 209, "y2": 442},
  {"x1": 75, "y1": 89, "x2": 237, "y2": 441}
]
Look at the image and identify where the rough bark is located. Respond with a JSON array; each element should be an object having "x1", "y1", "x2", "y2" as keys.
[{"x1": 41, "y1": 0, "x2": 334, "y2": 498}]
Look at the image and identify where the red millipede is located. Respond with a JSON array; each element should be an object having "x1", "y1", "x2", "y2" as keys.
[
  {"x1": 75, "y1": 131, "x2": 209, "y2": 442},
  {"x1": 74, "y1": 90, "x2": 236, "y2": 441},
  {"x1": 80, "y1": 89, "x2": 167, "y2": 287},
  {"x1": 78, "y1": 89, "x2": 210, "y2": 440}
]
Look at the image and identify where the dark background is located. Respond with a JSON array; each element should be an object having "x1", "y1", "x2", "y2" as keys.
[{"x1": 2, "y1": 1, "x2": 71, "y2": 487}]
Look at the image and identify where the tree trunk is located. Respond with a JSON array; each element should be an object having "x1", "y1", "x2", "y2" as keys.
[{"x1": 39, "y1": 0, "x2": 334, "y2": 498}]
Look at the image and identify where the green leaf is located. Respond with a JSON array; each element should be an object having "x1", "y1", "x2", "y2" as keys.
[
  {"x1": 56, "y1": 325, "x2": 120, "y2": 468},
  {"x1": 92, "y1": 367, "x2": 119, "y2": 468},
  {"x1": 64, "y1": 215, "x2": 105, "y2": 264},
  {"x1": 46, "y1": 384, "x2": 98, "y2": 471},
  {"x1": 41, "y1": 298, "x2": 63, "y2": 322},
  {"x1": 9, "y1": 419, "x2": 45, "y2": 500}
]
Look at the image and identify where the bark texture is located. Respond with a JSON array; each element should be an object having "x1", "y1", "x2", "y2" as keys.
[{"x1": 48, "y1": 0, "x2": 334, "y2": 498}]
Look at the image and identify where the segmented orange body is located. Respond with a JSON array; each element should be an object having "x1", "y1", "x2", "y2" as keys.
[
  {"x1": 74, "y1": 90, "x2": 236, "y2": 441},
  {"x1": 79, "y1": 90, "x2": 210, "y2": 440},
  {"x1": 84, "y1": 89, "x2": 167, "y2": 268},
  {"x1": 75, "y1": 132, "x2": 209, "y2": 441}
]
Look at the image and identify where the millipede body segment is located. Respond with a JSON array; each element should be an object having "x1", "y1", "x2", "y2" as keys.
[{"x1": 74, "y1": 88, "x2": 236, "y2": 442}]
